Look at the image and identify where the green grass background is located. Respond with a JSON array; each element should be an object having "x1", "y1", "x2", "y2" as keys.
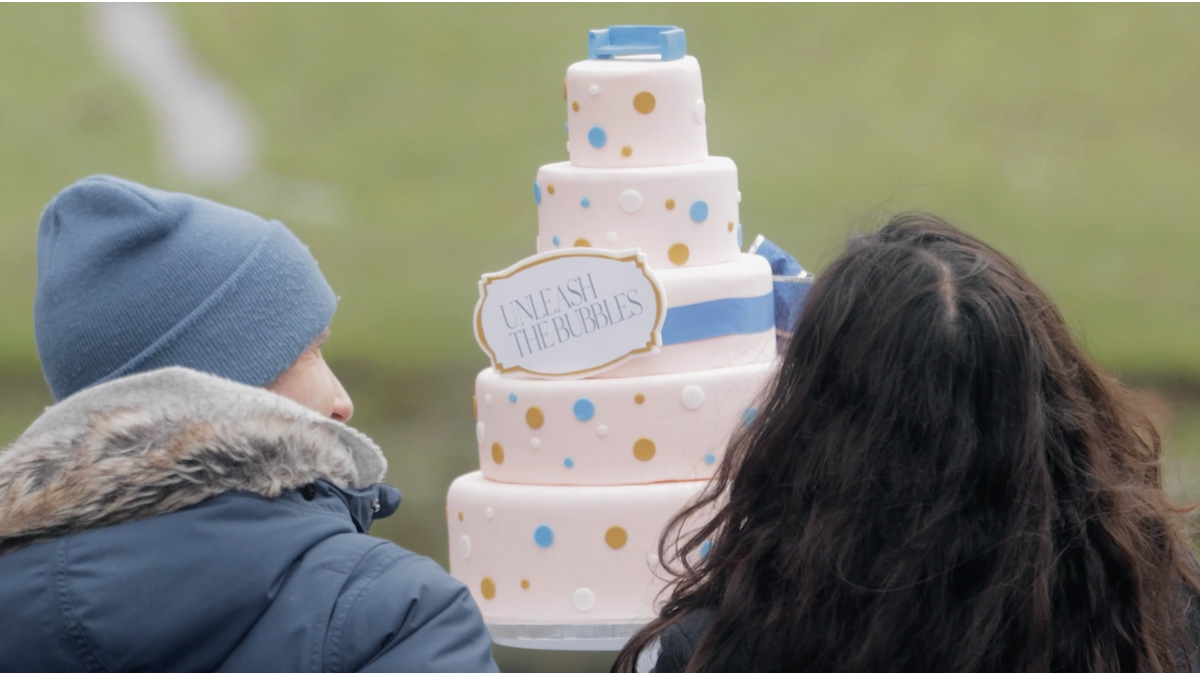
[{"x1": 1, "y1": 4, "x2": 1199, "y2": 671}]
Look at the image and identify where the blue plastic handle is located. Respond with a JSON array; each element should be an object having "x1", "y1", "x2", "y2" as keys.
[{"x1": 588, "y1": 25, "x2": 687, "y2": 61}]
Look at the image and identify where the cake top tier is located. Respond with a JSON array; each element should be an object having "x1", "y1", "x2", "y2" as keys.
[{"x1": 566, "y1": 26, "x2": 708, "y2": 169}]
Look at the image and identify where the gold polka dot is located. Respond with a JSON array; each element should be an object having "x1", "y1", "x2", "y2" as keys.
[
  {"x1": 521, "y1": 579, "x2": 531, "y2": 590},
  {"x1": 457, "y1": 511, "x2": 463, "y2": 522},
  {"x1": 633, "y1": 438, "x2": 657, "y2": 461},
  {"x1": 621, "y1": 146, "x2": 633, "y2": 158},
  {"x1": 572, "y1": 101, "x2": 580, "y2": 112},
  {"x1": 634, "y1": 393, "x2": 645, "y2": 404},
  {"x1": 547, "y1": 183, "x2": 555, "y2": 195},
  {"x1": 665, "y1": 199, "x2": 676, "y2": 210},
  {"x1": 563, "y1": 78, "x2": 567, "y2": 101},
  {"x1": 605, "y1": 526, "x2": 628, "y2": 549},
  {"x1": 633, "y1": 91, "x2": 656, "y2": 114},
  {"x1": 574, "y1": 238, "x2": 591, "y2": 247},
  {"x1": 728, "y1": 221, "x2": 735, "y2": 232},
  {"x1": 526, "y1": 406, "x2": 545, "y2": 429},
  {"x1": 668, "y1": 243, "x2": 690, "y2": 266},
  {"x1": 481, "y1": 577, "x2": 496, "y2": 600},
  {"x1": 491, "y1": 442, "x2": 504, "y2": 465},
  {"x1": 472, "y1": 396, "x2": 478, "y2": 419}
]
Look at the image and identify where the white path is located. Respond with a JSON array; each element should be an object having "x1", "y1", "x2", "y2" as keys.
[{"x1": 89, "y1": 3, "x2": 257, "y2": 184}]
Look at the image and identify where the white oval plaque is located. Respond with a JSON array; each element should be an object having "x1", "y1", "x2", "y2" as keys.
[{"x1": 474, "y1": 249, "x2": 666, "y2": 378}]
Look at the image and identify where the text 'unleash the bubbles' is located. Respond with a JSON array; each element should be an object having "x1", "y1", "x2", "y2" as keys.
[{"x1": 474, "y1": 249, "x2": 666, "y2": 379}]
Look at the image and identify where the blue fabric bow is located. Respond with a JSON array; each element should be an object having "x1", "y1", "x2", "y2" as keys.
[{"x1": 749, "y1": 235, "x2": 814, "y2": 350}]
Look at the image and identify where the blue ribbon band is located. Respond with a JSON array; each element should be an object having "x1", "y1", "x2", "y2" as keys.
[
  {"x1": 661, "y1": 292, "x2": 775, "y2": 346},
  {"x1": 655, "y1": 235, "x2": 812, "y2": 350}
]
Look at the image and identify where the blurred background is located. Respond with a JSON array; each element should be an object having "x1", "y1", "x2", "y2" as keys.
[{"x1": 2, "y1": 4, "x2": 1199, "y2": 671}]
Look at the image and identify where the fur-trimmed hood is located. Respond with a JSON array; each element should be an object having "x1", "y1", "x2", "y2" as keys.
[{"x1": 0, "y1": 366, "x2": 387, "y2": 556}]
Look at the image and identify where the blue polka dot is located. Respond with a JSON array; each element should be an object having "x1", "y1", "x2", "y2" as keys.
[
  {"x1": 704, "y1": 453, "x2": 716, "y2": 465},
  {"x1": 737, "y1": 222, "x2": 743, "y2": 249},
  {"x1": 573, "y1": 398, "x2": 595, "y2": 422},
  {"x1": 743, "y1": 406, "x2": 759, "y2": 426},
  {"x1": 564, "y1": 122, "x2": 569, "y2": 135},
  {"x1": 508, "y1": 392, "x2": 517, "y2": 403},
  {"x1": 581, "y1": 197, "x2": 591, "y2": 208},
  {"x1": 534, "y1": 182, "x2": 541, "y2": 205},
  {"x1": 689, "y1": 201, "x2": 709, "y2": 223},
  {"x1": 564, "y1": 457, "x2": 575, "y2": 469},
  {"x1": 588, "y1": 126, "x2": 607, "y2": 148},
  {"x1": 552, "y1": 235, "x2": 560, "y2": 247},
  {"x1": 700, "y1": 540, "x2": 713, "y2": 558},
  {"x1": 534, "y1": 525, "x2": 555, "y2": 548}
]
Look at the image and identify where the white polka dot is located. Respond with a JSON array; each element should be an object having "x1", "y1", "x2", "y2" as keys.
[
  {"x1": 694, "y1": 99, "x2": 706, "y2": 123},
  {"x1": 588, "y1": 84, "x2": 599, "y2": 96},
  {"x1": 606, "y1": 231, "x2": 618, "y2": 244},
  {"x1": 620, "y1": 189, "x2": 643, "y2": 214},
  {"x1": 530, "y1": 437, "x2": 541, "y2": 450},
  {"x1": 573, "y1": 587, "x2": 596, "y2": 611},
  {"x1": 681, "y1": 385, "x2": 706, "y2": 410},
  {"x1": 476, "y1": 422, "x2": 485, "y2": 443},
  {"x1": 737, "y1": 190, "x2": 742, "y2": 203},
  {"x1": 648, "y1": 553, "x2": 660, "y2": 567},
  {"x1": 597, "y1": 425, "x2": 610, "y2": 437},
  {"x1": 459, "y1": 535, "x2": 472, "y2": 559},
  {"x1": 484, "y1": 507, "x2": 494, "y2": 520},
  {"x1": 484, "y1": 393, "x2": 492, "y2": 406}
]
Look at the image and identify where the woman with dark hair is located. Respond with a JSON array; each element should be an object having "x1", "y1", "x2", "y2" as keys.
[{"x1": 615, "y1": 213, "x2": 1200, "y2": 672}]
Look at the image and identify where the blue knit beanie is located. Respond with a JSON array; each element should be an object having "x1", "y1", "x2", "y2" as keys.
[{"x1": 35, "y1": 175, "x2": 338, "y2": 401}]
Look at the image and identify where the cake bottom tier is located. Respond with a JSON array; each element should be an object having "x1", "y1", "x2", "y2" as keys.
[{"x1": 447, "y1": 472, "x2": 713, "y2": 626}]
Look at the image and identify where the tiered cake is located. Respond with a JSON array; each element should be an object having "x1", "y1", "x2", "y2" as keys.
[{"x1": 447, "y1": 26, "x2": 778, "y2": 647}]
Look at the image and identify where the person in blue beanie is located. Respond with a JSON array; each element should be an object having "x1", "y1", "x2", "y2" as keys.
[{"x1": 0, "y1": 175, "x2": 498, "y2": 672}]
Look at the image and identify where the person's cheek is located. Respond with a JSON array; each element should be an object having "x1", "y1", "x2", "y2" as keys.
[{"x1": 292, "y1": 358, "x2": 327, "y2": 414}]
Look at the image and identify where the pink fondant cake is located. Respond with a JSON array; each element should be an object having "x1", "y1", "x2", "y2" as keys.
[{"x1": 447, "y1": 26, "x2": 777, "y2": 647}]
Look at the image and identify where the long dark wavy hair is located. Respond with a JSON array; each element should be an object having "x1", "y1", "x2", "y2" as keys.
[{"x1": 615, "y1": 213, "x2": 1198, "y2": 672}]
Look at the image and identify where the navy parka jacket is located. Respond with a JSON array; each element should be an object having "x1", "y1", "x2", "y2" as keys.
[{"x1": 0, "y1": 368, "x2": 498, "y2": 672}]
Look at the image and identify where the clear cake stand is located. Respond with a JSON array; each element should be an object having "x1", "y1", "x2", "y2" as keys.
[{"x1": 488, "y1": 621, "x2": 645, "y2": 651}]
